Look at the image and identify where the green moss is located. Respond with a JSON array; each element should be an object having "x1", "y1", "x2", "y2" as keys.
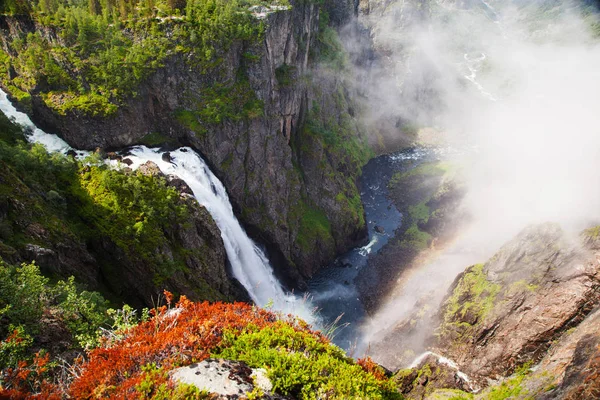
[
  {"x1": 293, "y1": 199, "x2": 334, "y2": 253},
  {"x1": 408, "y1": 202, "x2": 431, "y2": 225},
  {"x1": 275, "y1": 64, "x2": 297, "y2": 87},
  {"x1": 478, "y1": 363, "x2": 532, "y2": 400},
  {"x1": 44, "y1": 91, "x2": 117, "y2": 117},
  {"x1": 439, "y1": 264, "x2": 501, "y2": 339},
  {"x1": 138, "y1": 132, "x2": 176, "y2": 148},
  {"x1": 315, "y1": 15, "x2": 348, "y2": 70},
  {"x1": 583, "y1": 225, "x2": 600, "y2": 238},
  {"x1": 389, "y1": 162, "x2": 452, "y2": 189},
  {"x1": 177, "y1": 77, "x2": 263, "y2": 134},
  {"x1": 508, "y1": 279, "x2": 539, "y2": 294},
  {"x1": 402, "y1": 224, "x2": 432, "y2": 251},
  {"x1": 212, "y1": 322, "x2": 401, "y2": 399},
  {"x1": 336, "y1": 189, "x2": 365, "y2": 228},
  {"x1": 428, "y1": 389, "x2": 474, "y2": 399},
  {"x1": 175, "y1": 109, "x2": 206, "y2": 135}
]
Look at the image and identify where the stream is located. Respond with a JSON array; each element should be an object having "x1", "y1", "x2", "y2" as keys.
[{"x1": 306, "y1": 147, "x2": 443, "y2": 350}]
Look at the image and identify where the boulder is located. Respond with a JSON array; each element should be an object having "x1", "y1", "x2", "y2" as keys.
[{"x1": 170, "y1": 359, "x2": 286, "y2": 399}]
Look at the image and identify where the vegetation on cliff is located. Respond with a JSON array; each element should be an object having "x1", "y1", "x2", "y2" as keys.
[
  {"x1": 0, "y1": 111, "x2": 235, "y2": 305},
  {"x1": 0, "y1": 0, "x2": 269, "y2": 116}
]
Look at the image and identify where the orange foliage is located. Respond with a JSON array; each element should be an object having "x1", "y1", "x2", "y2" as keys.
[
  {"x1": 70, "y1": 297, "x2": 319, "y2": 399},
  {"x1": 1, "y1": 297, "x2": 322, "y2": 399},
  {"x1": 1, "y1": 352, "x2": 61, "y2": 400},
  {"x1": 74, "y1": 297, "x2": 317, "y2": 399},
  {"x1": 357, "y1": 357, "x2": 389, "y2": 381}
]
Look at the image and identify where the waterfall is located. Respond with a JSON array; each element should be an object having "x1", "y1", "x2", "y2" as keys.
[{"x1": 0, "y1": 89, "x2": 314, "y2": 322}]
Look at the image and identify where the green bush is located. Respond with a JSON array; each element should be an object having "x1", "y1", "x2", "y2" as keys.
[
  {"x1": 0, "y1": 260, "x2": 111, "y2": 369},
  {"x1": 213, "y1": 322, "x2": 402, "y2": 399}
]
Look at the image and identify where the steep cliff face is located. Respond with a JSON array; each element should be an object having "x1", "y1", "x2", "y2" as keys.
[
  {"x1": 0, "y1": 113, "x2": 242, "y2": 307},
  {"x1": 0, "y1": 1, "x2": 370, "y2": 284},
  {"x1": 436, "y1": 223, "x2": 600, "y2": 385}
]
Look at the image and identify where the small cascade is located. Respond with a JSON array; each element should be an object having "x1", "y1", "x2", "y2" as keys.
[
  {"x1": 409, "y1": 351, "x2": 477, "y2": 392},
  {"x1": 463, "y1": 52, "x2": 497, "y2": 102},
  {"x1": 0, "y1": 89, "x2": 314, "y2": 322}
]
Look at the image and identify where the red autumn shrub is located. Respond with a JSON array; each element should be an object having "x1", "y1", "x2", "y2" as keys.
[{"x1": 68, "y1": 295, "x2": 320, "y2": 399}]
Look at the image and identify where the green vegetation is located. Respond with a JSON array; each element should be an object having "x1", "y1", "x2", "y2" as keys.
[
  {"x1": 275, "y1": 63, "x2": 296, "y2": 87},
  {"x1": 314, "y1": 10, "x2": 347, "y2": 70},
  {"x1": 0, "y1": 259, "x2": 114, "y2": 371},
  {"x1": 387, "y1": 161, "x2": 454, "y2": 252},
  {"x1": 0, "y1": 0, "x2": 269, "y2": 116},
  {"x1": 438, "y1": 264, "x2": 501, "y2": 340},
  {"x1": 388, "y1": 162, "x2": 453, "y2": 188},
  {"x1": 178, "y1": 76, "x2": 264, "y2": 135},
  {"x1": 213, "y1": 321, "x2": 402, "y2": 399},
  {"x1": 583, "y1": 225, "x2": 600, "y2": 239},
  {"x1": 0, "y1": 112, "x2": 226, "y2": 301},
  {"x1": 138, "y1": 131, "x2": 177, "y2": 147},
  {"x1": 480, "y1": 364, "x2": 531, "y2": 400},
  {"x1": 295, "y1": 199, "x2": 334, "y2": 252}
]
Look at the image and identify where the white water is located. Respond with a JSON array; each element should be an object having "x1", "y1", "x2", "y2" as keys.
[
  {"x1": 463, "y1": 52, "x2": 497, "y2": 102},
  {"x1": 410, "y1": 351, "x2": 476, "y2": 391},
  {"x1": 124, "y1": 146, "x2": 314, "y2": 321},
  {"x1": 0, "y1": 88, "x2": 315, "y2": 323}
]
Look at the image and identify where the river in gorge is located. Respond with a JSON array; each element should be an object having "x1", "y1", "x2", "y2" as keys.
[{"x1": 304, "y1": 147, "x2": 454, "y2": 351}]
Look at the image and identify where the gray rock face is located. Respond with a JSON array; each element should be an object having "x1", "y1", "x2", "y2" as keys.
[
  {"x1": 170, "y1": 359, "x2": 286, "y2": 399},
  {"x1": 436, "y1": 223, "x2": 600, "y2": 384}
]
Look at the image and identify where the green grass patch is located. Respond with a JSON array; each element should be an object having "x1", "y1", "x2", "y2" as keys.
[
  {"x1": 138, "y1": 132, "x2": 176, "y2": 148},
  {"x1": 295, "y1": 200, "x2": 334, "y2": 253}
]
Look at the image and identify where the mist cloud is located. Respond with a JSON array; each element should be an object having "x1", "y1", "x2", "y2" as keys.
[{"x1": 350, "y1": 0, "x2": 600, "y2": 367}]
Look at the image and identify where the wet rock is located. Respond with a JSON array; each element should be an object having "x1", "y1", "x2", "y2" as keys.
[
  {"x1": 24, "y1": 244, "x2": 56, "y2": 266},
  {"x1": 374, "y1": 225, "x2": 385, "y2": 233},
  {"x1": 394, "y1": 354, "x2": 472, "y2": 399},
  {"x1": 121, "y1": 158, "x2": 133, "y2": 166},
  {"x1": 167, "y1": 175, "x2": 194, "y2": 196},
  {"x1": 106, "y1": 152, "x2": 121, "y2": 161},
  {"x1": 137, "y1": 161, "x2": 161, "y2": 176},
  {"x1": 66, "y1": 149, "x2": 76, "y2": 158},
  {"x1": 162, "y1": 152, "x2": 172, "y2": 163}
]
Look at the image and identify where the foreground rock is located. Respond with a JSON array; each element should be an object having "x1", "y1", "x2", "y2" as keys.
[
  {"x1": 436, "y1": 223, "x2": 600, "y2": 384},
  {"x1": 171, "y1": 359, "x2": 286, "y2": 399},
  {"x1": 394, "y1": 353, "x2": 472, "y2": 399}
]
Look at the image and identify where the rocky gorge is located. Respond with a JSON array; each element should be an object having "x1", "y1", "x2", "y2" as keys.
[{"x1": 1, "y1": 0, "x2": 600, "y2": 399}]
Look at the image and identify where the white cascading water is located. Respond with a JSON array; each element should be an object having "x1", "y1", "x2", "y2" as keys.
[{"x1": 0, "y1": 89, "x2": 314, "y2": 322}]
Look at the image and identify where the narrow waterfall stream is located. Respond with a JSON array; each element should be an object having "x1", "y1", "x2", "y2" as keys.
[{"x1": 0, "y1": 89, "x2": 314, "y2": 322}]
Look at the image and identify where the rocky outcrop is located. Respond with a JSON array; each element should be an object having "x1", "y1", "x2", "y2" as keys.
[
  {"x1": 170, "y1": 359, "x2": 287, "y2": 399},
  {"x1": 436, "y1": 223, "x2": 600, "y2": 384},
  {"x1": 394, "y1": 353, "x2": 472, "y2": 399},
  {"x1": 0, "y1": 1, "x2": 370, "y2": 284}
]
